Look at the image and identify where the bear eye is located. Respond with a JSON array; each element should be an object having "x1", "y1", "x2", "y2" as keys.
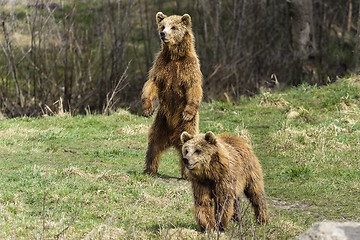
[
  {"x1": 171, "y1": 26, "x2": 176, "y2": 30},
  {"x1": 194, "y1": 149, "x2": 201, "y2": 154},
  {"x1": 185, "y1": 149, "x2": 188, "y2": 155},
  {"x1": 161, "y1": 26, "x2": 165, "y2": 31}
]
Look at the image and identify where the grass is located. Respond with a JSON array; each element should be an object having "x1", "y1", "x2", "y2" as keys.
[{"x1": 1, "y1": 76, "x2": 360, "y2": 239}]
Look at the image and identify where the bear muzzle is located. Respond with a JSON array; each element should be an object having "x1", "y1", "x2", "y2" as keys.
[
  {"x1": 160, "y1": 31, "x2": 169, "y2": 42},
  {"x1": 182, "y1": 157, "x2": 198, "y2": 170}
]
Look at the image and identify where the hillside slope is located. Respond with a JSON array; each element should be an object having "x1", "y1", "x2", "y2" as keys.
[{"x1": 0, "y1": 76, "x2": 359, "y2": 239}]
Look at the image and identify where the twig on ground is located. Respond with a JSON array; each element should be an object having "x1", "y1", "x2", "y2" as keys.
[{"x1": 56, "y1": 205, "x2": 80, "y2": 239}]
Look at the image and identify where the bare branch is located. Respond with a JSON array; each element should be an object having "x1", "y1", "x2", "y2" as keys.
[{"x1": 103, "y1": 61, "x2": 131, "y2": 115}]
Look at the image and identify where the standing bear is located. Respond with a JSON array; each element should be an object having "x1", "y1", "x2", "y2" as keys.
[
  {"x1": 181, "y1": 131, "x2": 269, "y2": 232},
  {"x1": 141, "y1": 12, "x2": 202, "y2": 178}
]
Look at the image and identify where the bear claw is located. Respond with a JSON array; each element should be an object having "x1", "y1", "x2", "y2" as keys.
[
  {"x1": 143, "y1": 108, "x2": 154, "y2": 118},
  {"x1": 182, "y1": 112, "x2": 194, "y2": 121}
]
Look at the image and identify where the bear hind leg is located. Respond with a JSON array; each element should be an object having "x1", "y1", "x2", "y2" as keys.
[
  {"x1": 144, "y1": 117, "x2": 171, "y2": 176},
  {"x1": 232, "y1": 197, "x2": 245, "y2": 224},
  {"x1": 244, "y1": 181, "x2": 269, "y2": 224},
  {"x1": 144, "y1": 140, "x2": 169, "y2": 176},
  {"x1": 174, "y1": 145, "x2": 188, "y2": 179},
  {"x1": 174, "y1": 119, "x2": 199, "y2": 179}
]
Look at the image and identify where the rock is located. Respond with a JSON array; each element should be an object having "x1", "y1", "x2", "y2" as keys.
[
  {"x1": 287, "y1": 110, "x2": 300, "y2": 119},
  {"x1": 297, "y1": 221, "x2": 360, "y2": 240}
]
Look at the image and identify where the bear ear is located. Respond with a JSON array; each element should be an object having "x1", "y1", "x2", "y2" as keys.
[
  {"x1": 205, "y1": 131, "x2": 216, "y2": 144},
  {"x1": 156, "y1": 12, "x2": 167, "y2": 24},
  {"x1": 181, "y1": 131, "x2": 193, "y2": 144},
  {"x1": 181, "y1": 13, "x2": 191, "y2": 26}
]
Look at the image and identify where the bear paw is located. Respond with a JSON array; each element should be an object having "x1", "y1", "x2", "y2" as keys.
[
  {"x1": 182, "y1": 109, "x2": 196, "y2": 121},
  {"x1": 144, "y1": 168, "x2": 157, "y2": 176},
  {"x1": 142, "y1": 99, "x2": 154, "y2": 117}
]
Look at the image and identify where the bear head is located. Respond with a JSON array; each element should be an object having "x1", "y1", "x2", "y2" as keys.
[
  {"x1": 181, "y1": 131, "x2": 222, "y2": 179},
  {"x1": 156, "y1": 12, "x2": 191, "y2": 46}
]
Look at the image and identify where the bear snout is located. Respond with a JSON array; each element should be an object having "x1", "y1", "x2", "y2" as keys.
[
  {"x1": 183, "y1": 157, "x2": 198, "y2": 169},
  {"x1": 182, "y1": 157, "x2": 189, "y2": 165},
  {"x1": 160, "y1": 31, "x2": 166, "y2": 38}
]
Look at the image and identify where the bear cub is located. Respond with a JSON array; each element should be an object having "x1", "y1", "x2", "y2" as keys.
[
  {"x1": 181, "y1": 131, "x2": 269, "y2": 232},
  {"x1": 141, "y1": 12, "x2": 202, "y2": 178}
]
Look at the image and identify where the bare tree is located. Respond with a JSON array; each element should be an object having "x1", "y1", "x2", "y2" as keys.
[
  {"x1": 2, "y1": 21, "x2": 23, "y2": 108},
  {"x1": 287, "y1": 0, "x2": 316, "y2": 60},
  {"x1": 1, "y1": 0, "x2": 359, "y2": 116},
  {"x1": 355, "y1": 1, "x2": 360, "y2": 71}
]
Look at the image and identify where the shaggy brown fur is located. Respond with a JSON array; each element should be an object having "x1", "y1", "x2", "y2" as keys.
[
  {"x1": 181, "y1": 131, "x2": 269, "y2": 232},
  {"x1": 141, "y1": 12, "x2": 202, "y2": 178}
]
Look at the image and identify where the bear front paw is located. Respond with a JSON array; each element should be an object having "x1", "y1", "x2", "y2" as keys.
[
  {"x1": 143, "y1": 107, "x2": 154, "y2": 118},
  {"x1": 183, "y1": 110, "x2": 195, "y2": 122},
  {"x1": 142, "y1": 99, "x2": 154, "y2": 117}
]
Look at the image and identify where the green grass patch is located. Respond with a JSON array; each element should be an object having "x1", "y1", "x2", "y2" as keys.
[{"x1": 1, "y1": 77, "x2": 360, "y2": 239}]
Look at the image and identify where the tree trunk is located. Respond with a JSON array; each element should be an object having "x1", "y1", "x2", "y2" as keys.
[
  {"x1": 287, "y1": 0, "x2": 316, "y2": 60},
  {"x1": 287, "y1": 0, "x2": 319, "y2": 84},
  {"x1": 355, "y1": 2, "x2": 360, "y2": 72}
]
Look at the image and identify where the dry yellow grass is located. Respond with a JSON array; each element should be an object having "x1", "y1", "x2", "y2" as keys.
[{"x1": 258, "y1": 92, "x2": 289, "y2": 108}]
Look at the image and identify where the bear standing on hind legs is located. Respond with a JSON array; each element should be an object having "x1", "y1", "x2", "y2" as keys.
[{"x1": 141, "y1": 12, "x2": 203, "y2": 178}]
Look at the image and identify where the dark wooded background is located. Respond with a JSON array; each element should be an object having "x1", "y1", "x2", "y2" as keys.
[{"x1": 1, "y1": 0, "x2": 360, "y2": 116}]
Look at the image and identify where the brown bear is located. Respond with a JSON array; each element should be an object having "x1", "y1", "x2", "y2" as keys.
[
  {"x1": 180, "y1": 131, "x2": 269, "y2": 232},
  {"x1": 141, "y1": 12, "x2": 202, "y2": 178}
]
